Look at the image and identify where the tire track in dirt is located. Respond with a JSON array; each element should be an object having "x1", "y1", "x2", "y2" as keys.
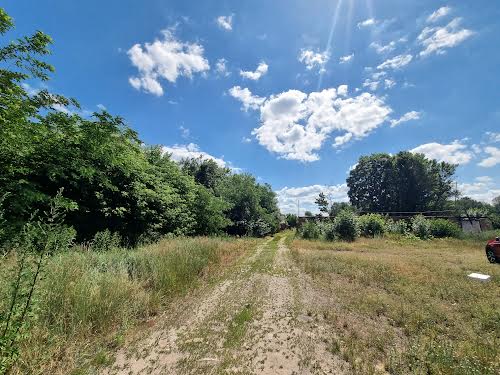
[
  {"x1": 102, "y1": 238, "x2": 271, "y2": 375},
  {"x1": 226, "y1": 237, "x2": 350, "y2": 374}
]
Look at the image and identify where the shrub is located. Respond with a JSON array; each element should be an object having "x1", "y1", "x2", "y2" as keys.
[
  {"x1": 411, "y1": 215, "x2": 431, "y2": 239},
  {"x1": 387, "y1": 219, "x2": 409, "y2": 235},
  {"x1": 333, "y1": 210, "x2": 360, "y2": 242},
  {"x1": 321, "y1": 222, "x2": 336, "y2": 241},
  {"x1": 299, "y1": 221, "x2": 322, "y2": 240},
  {"x1": 429, "y1": 219, "x2": 461, "y2": 238},
  {"x1": 91, "y1": 230, "x2": 121, "y2": 252},
  {"x1": 358, "y1": 214, "x2": 386, "y2": 237}
]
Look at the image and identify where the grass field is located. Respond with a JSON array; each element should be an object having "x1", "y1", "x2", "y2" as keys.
[
  {"x1": 290, "y1": 234, "x2": 500, "y2": 374},
  {"x1": 0, "y1": 236, "x2": 259, "y2": 374}
]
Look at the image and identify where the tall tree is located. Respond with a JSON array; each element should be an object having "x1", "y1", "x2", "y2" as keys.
[{"x1": 347, "y1": 152, "x2": 456, "y2": 212}]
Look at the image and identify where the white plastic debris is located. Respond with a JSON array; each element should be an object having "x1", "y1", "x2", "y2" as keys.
[{"x1": 468, "y1": 273, "x2": 491, "y2": 281}]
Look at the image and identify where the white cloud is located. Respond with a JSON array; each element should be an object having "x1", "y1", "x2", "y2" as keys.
[
  {"x1": 478, "y1": 147, "x2": 500, "y2": 167},
  {"x1": 362, "y1": 79, "x2": 380, "y2": 91},
  {"x1": 357, "y1": 18, "x2": 377, "y2": 28},
  {"x1": 162, "y1": 143, "x2": 237, "y2": 171},
  {"x1": 333, "y1": 133, "x2": 353, "y2": 147},
  {"x1": 339, "y1": 53, "x2": 354, "y2": 64},
  {"x1": 337, "y1": 85, "x2": 348, "y2": 97},
  {"x1": 127, "y1": 30, "x2": 210, "y2": 96},
  {"x1": 22, "y1": 83, "x2": 40, "y2": 96},
  {"x1": 377, "y1": 54, "x2": 413, "y2": 70},
  {"x1": 390, "y1": 110, "x2": 421, "y2": 127},
  {"x1": 298, "y1": 49, "x2": 330, "y2": 71},
  {"x1": 371, "y1": 71, "x2": 387, "y2": 80},
  {"x1": 418, "y1": 17, "x2": 474, "y2": 57},
  {"x1": 215, "y1": 58, "x2": 230, "y2": 76},
  {"x1": 485, "y1": 132, "x2": 500, "y2": 143},
  {"x1": 240, "y1": 62, "x2": 268, "y2": 80},
  {"x1": 97, "y1": 104, "x2": 106, "y2": 111},
  {"x1": 384, "y1": 78, "x2": 396, "y2": 89},
  {"x1": 370, "y1": 41, "x2": 396, "y2": 54},
  {"x1": 459, "y1": 176, "x2": 500, "y2": 203},
  {"x1": 410, "y1": 140, "x2": 473, "y2": 164},
  {"x1": 216, "y1": 15, "x2": 233, "y2": 31},
  {"x1": 242, "y1": 137, "x2": 252, "y2": 143},
  {"x1": 427, "y1": 6, "x2": 452, "y2": 23},
  {"x1": 276, "y1": 184, "x2": 348, "y2": 214},
  {"x1": 231, "y1": 85, "x2": 392, "y2": 162},
  {"x1": 228, "y1": 86, "x2": 266, "y2": 111}
]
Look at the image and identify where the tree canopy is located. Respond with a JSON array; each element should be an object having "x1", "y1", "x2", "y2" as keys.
[
  {"x1": 347, "y1": 152, "x2": 457, "y2": 212},
  {"x1": 0, "y1": 8, "x2": 280, "y2": 244}
]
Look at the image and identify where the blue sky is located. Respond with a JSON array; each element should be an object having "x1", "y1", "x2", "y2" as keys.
[{"x1": 4, "y1": 0, "x2": 500, "y2": 213}]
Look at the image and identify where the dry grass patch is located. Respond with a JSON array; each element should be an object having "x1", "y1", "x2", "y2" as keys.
[
  {"x1": 290, "y1": 235, "x2": 500, "y2": 374},
  {"x1": 1, "y1": 236, "x2": 258, "y2": 374}
]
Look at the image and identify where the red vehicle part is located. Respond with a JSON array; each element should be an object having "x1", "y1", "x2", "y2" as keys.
[{"x1": 485, "y1": 237, "x2": 500, "y2": 263}]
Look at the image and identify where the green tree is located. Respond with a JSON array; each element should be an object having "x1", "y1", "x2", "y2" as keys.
[
  {"x1": 315, "y1": 193, "x2": 329, "y2": 214},
  {"x1": 347, "y1": 152, "x2": 456, "y2": 212}
]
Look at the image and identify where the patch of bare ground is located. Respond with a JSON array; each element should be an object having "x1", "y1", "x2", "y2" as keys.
[{"x1": 102, "y1": 238, "x2": 271, "y2": 375}]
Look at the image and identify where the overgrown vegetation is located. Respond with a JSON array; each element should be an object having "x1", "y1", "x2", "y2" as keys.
[
  {"x1": 0, "y1": 8, "x2": 280, "y2": 247},
  {"x1": 290, "y1": 236, "x2": 500, "y2": 374},
  {"x1": 0, "y1": 236, "x2": 256, "y2": 373}
]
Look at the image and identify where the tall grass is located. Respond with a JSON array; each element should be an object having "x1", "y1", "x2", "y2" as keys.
[{"x1": 1, "y1": 236, "x2": 255, "y2": 374}]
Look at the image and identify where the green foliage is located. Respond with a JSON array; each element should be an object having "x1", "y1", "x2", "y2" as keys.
[
  {"x1": 285, "y1": 214, "x2": 298, "y2": 228},
  {"x1": 358, "y1": 214, "x2": 386, "y2": 237},
  {"x1": 0, "y1": 8, "x2": 279, "y2": 245},
  {"x1": 91, "y1": 230, "x2": 121, "y2": 252},
  {"x1": 321, "y1": 222, "x2": 336, "y2": 241},
  {"x1": 429, "y1": 219, "x2": 461, "y2": 238},
  {"x1": 219, "y1": 174, "x2": 280, "y2": 236},
  {"x1": 411, "y1": 215, "x2": 431, "y2": 239},
  {"x1": 299, "y1": 221, "x2": 322, "y2": 240},
  {"x1": 304, "y1": 211, "x2": 313, "y2": 217},
  {"x1": 386, "y1": 219, "x2": 409, "y2": 235},
  {"x1": 0, "y1": 192, "x2": 75, "y2": 373},
  {"x1": 315, "y1": 193, "x2": 329, "y2": 214},
  {"x1": 332, "y1": 210, "x2": 360, "y2": 242},
  {"x1": 347, "y1": 152, "x2": 457, "y2": 212}
]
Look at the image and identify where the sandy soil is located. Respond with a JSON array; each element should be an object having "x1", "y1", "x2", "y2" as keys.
[{"x1": 102, "y1": 237, "x2": 351, "y2": 374}]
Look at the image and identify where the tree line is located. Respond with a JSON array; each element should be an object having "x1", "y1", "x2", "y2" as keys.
[{"x1": 0, "y1": 8, "x2": 280, "y2": 247}]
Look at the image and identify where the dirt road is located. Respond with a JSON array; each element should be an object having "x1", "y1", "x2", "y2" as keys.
[{"x1": 103, "y1": 235, "x2": 350, "y2": 374}]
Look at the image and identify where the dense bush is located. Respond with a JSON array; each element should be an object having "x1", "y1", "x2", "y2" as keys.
[
  {"x1": 0, "y1": 10, "x2": 280, "y2": 244},
  {"x1": 333, "y1": 210, "x2": 360, "y2": 242},
  {"x1": 299, "y1": 221, "x2": 322, "y2": 240},
  {"x1": 386, "y1": 219, "x2": 409, "y2": 235},
  {"x1": 358, "y1": 214, "x2": 386, "y2": 237},
  {"x1": 91, "y1": 230, "x2": 121, "y2": 252},
  {"x1": 429, "y1": 219, "x2": 461, "y2": 238},
  {"x1": 411, "y1": 215, "x2": 432, "y2": 239},
  {"x1": 321, "y1": 222, "x2": 336, "y2": 241}
]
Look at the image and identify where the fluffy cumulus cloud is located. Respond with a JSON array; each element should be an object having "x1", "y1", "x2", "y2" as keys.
[
  {"x1": 298, "y1": 49, "x2": 330, "y2": 71},
  {"x1": 427, "y1": 6, "x2": 452, "y2": 23},
  {"x1": 276, "y1": 184, "x2": 348, "y2": 214},
  {"x1": 478, "y1": 147, "x2": 500, "y2": 167},
  {"x1": 418, "y1": 18, "x2": 474, "y2": 57},
  {"x1": 228, "y1": 86, "x2": 266, "y2": 111},
  {"x1": 162, "y1": 143, "x2": 239, "y2": 171},
  {"x1": 230, "y1": 85, "x2": 392, "y2": 161},
  {"x1": 128, "y1": 30, "x2": 210, "y2": 96},
  {"x1": 216, "y1": 15, "x2": 233, "y2": 31},
  {"x1": 339, "y1": 53, "x2": 354, "y2": 64},
  {"x1": 377, "y1": 54, "x2": 413, "y2": 70},
  {"x1": 459, "y1": 176, "x2": 500, "y2": 203},
  {"x1": 240, "y1": 62, "x2": 268, "y2": 80},
  {"x1": 390, "y1": 111, "x2": 421, "y2": 127},
  {"x1": 410, "y1": 140, "x2": 473, "y2": 165}
]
